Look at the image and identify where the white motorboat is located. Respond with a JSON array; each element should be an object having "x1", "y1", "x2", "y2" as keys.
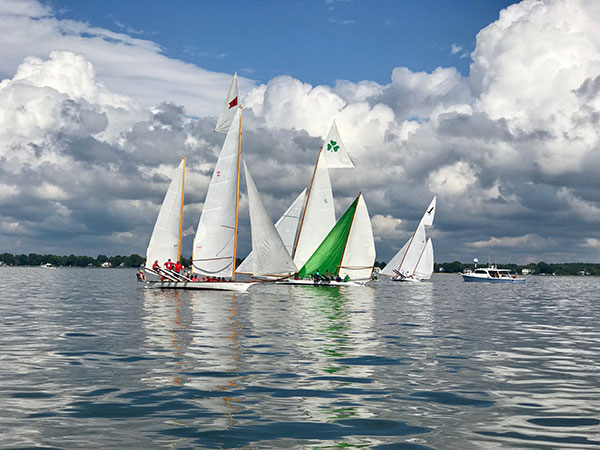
[{"x1": 462, "y1": 265, "x2": 525, "y2": 283}]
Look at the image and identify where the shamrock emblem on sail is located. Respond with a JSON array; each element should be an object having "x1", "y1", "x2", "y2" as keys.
[{"x1": 327, "y1": 139, "x2": 339, "y2": 152}]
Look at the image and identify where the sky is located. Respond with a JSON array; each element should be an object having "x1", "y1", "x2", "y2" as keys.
[{"x1": 1, "y1": 0, "x2": 600, "y2": 264}]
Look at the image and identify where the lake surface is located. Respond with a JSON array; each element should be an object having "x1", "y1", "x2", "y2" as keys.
[{"x1": 1, "y1": 267, "x2": 599, "y2": 449}]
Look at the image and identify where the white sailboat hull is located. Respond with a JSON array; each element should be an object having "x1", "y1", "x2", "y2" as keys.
[
  {"x1": 276, "y1": 279, "x2": 371, "y2": 287},
  {"x1": 145, "y1": 280, "x2": 257, "y2": 292},
  {"x1": 391, "y1": 276, "x2": 423, "y2": 282}
]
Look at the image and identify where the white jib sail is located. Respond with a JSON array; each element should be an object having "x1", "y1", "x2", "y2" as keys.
[
  {"x1": 414, "y1": 238, "x2": 434, "y2": 280},
  {"x1": 322, "y1": 120, "x2": 354, "y2": 168},
  {"x1": 146, "y1": 158, "x2": 185, "y2": 270},
  {"x1": 380, "y1": 238, "x2": 409, "y2": 277},
  {"x1": 236, "y1": 188, "x2": 306, "y2": 275},
  {"x1": 293, "y1": 150, "x2": 336, "y2": 269},
  {"x1": 215, "y1": 72, "x2": 239, "y2": 133},
  {"x1": 339, "y1": 194, "x2": 376, "y2": 281},
  {"x1": 193, "y1": 108, "x2": 240, "y2": 277},
  {"x1": 242, "y1": 161, "x2": 297, "y2": 277}
]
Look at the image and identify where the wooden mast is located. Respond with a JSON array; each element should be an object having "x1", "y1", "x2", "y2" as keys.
[
  {"x1": 292, "y1": 147, "x2": 322, "y2": 259},
  {"x1": 177, "y1": 155, "x2": 186, "y2": 263},
  {"x1": 231, "y1": 108, "x2": 242, "y2": 280}
]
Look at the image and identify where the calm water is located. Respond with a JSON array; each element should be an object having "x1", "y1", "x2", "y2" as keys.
[{"x1": 1, "y1": 267, "x2": 599, "y2": 449}]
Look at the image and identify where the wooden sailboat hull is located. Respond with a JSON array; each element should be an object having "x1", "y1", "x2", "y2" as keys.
[{"x1": 144, "y1": 280, "x2": 257, "y2": 292}]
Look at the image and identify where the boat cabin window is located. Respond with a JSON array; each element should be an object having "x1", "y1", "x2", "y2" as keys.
[{"x1": 474, "y1": 269, "x2": 487, "y2": 274}]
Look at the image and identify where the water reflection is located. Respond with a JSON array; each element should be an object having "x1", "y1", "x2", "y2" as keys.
[{"x1": 248, "y1": 284, "x2": 378, "y2": 425}]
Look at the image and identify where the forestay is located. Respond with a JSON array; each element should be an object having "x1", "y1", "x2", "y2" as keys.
[{"x1": 146, "y1": 157, "x2": 185, "y2": 270}]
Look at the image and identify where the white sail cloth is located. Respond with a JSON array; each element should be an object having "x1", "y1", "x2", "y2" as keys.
[
  {"x1": 146, "y1": 158, "x2": 185, "y2": 269},
  {"x1": 236, "y1": 188, "x2": 306, "y2": 275},
  {"x1": 322, "y1": 120, "x2": 354, "y2": 168},
  {"x1": 215, "y1": 72, "x2": 239, "y2": 133},
  {"x1": 293, "y1": 151, "x2": 336, "y2": 269},
  {"x1": 242, "y1": 161, "x2": 297, "y2": 277},
  {"x1": 339, "y1": 194, "x2": 376, "y2": 281},
  {"x1": 414, "y1": 238, "x2": 434, "y2": 280},
  {"x1": 193, "y1": 108, "x2": 241, "y2": 277},
  {"x1": 380, "y1": 196, "x2": 436, "y2": 280}
]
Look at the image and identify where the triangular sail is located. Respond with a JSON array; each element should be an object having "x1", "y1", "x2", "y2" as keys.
[
  {"x1": 380, "y1": 239, "x2": 409, "y2": 277},
  {"x1": 420, "y1": 196, "x2": 436, "y2": 227},
  {"x1": 322, "y1": 120, "x2": 354, "y2": 168},
  {"x1": 339, "y1": 194, "x2": 375, "y2": 281},
  {"x1": 215, "y1": 72, "x2": 239, "y2": 133},
  {"x1": 236, "y1": 188, "x2": 306, "y2": 275},
  {"x1": 193, "y1": 108, "x2": 241, "y2": 277},
  {"x1": 242, "y1": 161, "x2": 297, "y2": 277},
  {"x1": 293, "y1": 150, "x2": 336, "y2": 269},
  {"x1": 414, "y1": 238, "x2": 434, "y2": 280},
  {"x1": 380, "y1": 196, "x2": 436, "y2": 279},
  {"x1": 146, "y1": 157, "x2": 185, "y2": 270},
  {"x1": 297, "y1": 195, "x2": 359, "y2": 278}
]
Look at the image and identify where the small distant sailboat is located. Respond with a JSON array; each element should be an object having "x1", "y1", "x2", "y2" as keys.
[{"x1": 380, "y1": 197, "x2": 436, "y2": 282}]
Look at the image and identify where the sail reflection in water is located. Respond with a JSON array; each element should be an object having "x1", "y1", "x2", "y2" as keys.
[{"x1": 248, "y1": 284, "x2": 378, "y2": 422}]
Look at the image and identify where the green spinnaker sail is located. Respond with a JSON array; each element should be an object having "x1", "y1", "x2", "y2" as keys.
[{"x1": 297, "y1": 195, "x2": 359, "y2": 278}]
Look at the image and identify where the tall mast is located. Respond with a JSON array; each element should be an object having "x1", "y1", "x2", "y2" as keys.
[
  {"x1": 177, "y1": 155, "x2": 186, "y2": 262},
  {"x1": 231, "y1": 108, "x2": 242, "y2": 280},
  {"x1": 292, "y1": 147, "x2": 322, "y2": 259}
]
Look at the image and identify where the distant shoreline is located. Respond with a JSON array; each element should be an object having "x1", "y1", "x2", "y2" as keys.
[{"x1": 1, "y1": 253, "x2": 599, "y2": 276}]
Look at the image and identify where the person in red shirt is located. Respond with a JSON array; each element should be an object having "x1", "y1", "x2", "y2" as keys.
[
  {"x1": 174, "y1": 261, "x2": 183, "y2": 273},
  {"x1": 152, "y1": 260, "x2": 160, "y2": 271},
  {"x1": 164, "y1": 259, "x2": 174, "y2": 271}
]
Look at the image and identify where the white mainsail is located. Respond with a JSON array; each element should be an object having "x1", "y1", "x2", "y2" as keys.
[
  {"x1": 380, "y1": 196, "x2": 436, "y2": 280},
  {"x1": 292, "y1": 150, "x2": 336, "y2": 269},
  {"x1": 215, "y1": 72, "x2": 239, "y2": 133},
  {"x1": 414, "y1": 238, "x2": 434, "y2": 280},
  {"x1": 322, "y1": 120, "x2": 354, "y2": 169},
  {"x1": 193, "y1": 108, "x2": 241, "y2": 277},
  {"x1": 146, "y1": 157, "x2": 185, "y2": 269},
  {"x1": 339, "y1": 193, "x2": 376, "y2": 281},
  {"x1": 242, "y1": 161, "x2": 297, "y2": 277},
  {"x1": 236, "y1": 188, "x2": 306, "y2": 275}
]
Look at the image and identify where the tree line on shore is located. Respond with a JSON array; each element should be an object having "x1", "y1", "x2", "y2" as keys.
[{"x1": 1, "y1": 253, "x2": 598, "y2": 276}]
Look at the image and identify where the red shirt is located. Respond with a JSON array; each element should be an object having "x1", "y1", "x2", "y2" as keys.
[
  {"x1": 174, "y1": 262, "x2": 183, "y2": 273},
  {"x1": 164, "y1": 260, "x2": 174, "y2": 270}
]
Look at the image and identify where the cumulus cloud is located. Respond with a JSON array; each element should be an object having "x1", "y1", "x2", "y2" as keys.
[
  {"x1": 468, "y1": 234, "x2": 542, "y2": 248},
  {"x1": 1, "y1": 0, "x2": 600, "y2": 264}
]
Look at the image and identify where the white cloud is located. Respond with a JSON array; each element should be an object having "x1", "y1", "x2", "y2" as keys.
[
  {"x1": 582, "y1": 238, "x2": 600, "y2": 248},
  {"x1": 371, "y1": 214, "x2": 403, "y2": 242},
  {"x1": 468, "y1": 234, "x2": 541, "y2": 248},
  {"x1": 428, "y1": 162, "x2": 476, "y2": 196}
]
